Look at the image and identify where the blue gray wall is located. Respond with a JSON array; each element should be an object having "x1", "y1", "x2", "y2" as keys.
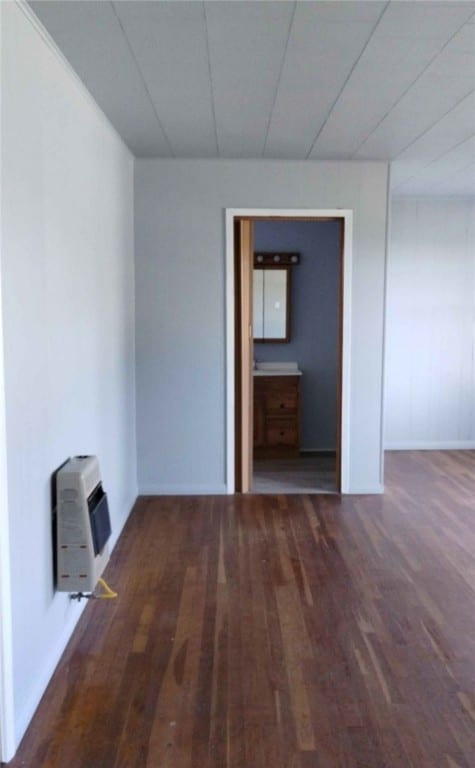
[
  {"x1": 135, "y1": 159, "x2": 389, "y2": 494},
  {"x1": 254, "y1": 221, "x2": 340, "y2": 450}
]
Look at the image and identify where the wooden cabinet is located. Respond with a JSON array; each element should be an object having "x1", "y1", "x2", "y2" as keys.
[{"x1": 253, "y1": 375, "x2": 300, "y2": 458}]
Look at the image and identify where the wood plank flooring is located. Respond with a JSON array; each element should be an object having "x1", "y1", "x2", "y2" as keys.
[{"x1": 7, "y1": 450, "x2": 475, "y2": 768}]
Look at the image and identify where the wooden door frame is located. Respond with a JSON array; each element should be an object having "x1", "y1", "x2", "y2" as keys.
[
  {"x1": 225, "y1": 208, "x2": 353, "y2": 494},
  {"x1": 233, "y1": 220, "x2": 254, "y2": 493}
]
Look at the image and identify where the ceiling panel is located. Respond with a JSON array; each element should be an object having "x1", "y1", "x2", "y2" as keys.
[
  {"x1": 204, "y1": 0, "x2": 294, "y2": 157},
  {"x1": 310, "y1": 1, "x2": 475, "y2": 159},
  {"x1": 113, "y1": 1, "x2": 217, "y2": 157},
  {"x1": 355, "y1": 19, "x2": 475, "y2": 159},
  {"x1": 30, "y1": 0, "x2": 172, "y2": 156},
  {"x1": 26, "y1": 1, "x2": 475, "y2": 196},
  {"x1": 374, "y1": 0, "x2": 474, "y2": 40},
  {"x1": 263, "y1": 1, "x2": 385, "y2": 159}
]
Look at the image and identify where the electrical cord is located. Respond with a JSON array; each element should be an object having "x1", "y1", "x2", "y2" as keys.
[
  {"x1": 70, "y1": 577, "x2": 118, "y2": 602},
  {"x1": 94, "y1": 577, "x2": 118, "y2": 599}
]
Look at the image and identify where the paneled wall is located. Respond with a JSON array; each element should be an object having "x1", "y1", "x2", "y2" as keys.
[
  {"x1": 385, "y1": 197, "x2": 475, "y2": 449},
  {"x1": 1, "y1": 3, "x2": 137, "y2": 751}
]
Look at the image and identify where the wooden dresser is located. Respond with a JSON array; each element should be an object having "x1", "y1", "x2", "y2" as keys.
[{"x1": 253, "y1": 375, "x2": 300, "y2": 459}]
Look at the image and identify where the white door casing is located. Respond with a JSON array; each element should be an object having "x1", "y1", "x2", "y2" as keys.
[{"x1": 225, "y1": 208, "x2": 353, "y2": 494}]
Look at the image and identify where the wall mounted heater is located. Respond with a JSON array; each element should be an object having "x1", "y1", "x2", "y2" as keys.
[{"x1": 56, "y1": 456, "x2": 111, "y2": 592}]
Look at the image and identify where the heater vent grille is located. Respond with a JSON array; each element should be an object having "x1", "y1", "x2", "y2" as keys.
[{"x1": 88, "y1": 486, "x2": 111, "y2": 556}]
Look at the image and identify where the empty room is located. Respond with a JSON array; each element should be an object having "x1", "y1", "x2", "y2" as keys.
[{"x1": 1, "y1": 1, "x2": 474, "y2": 767}]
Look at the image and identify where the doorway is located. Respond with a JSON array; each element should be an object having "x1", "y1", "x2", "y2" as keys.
[{"x1": 225, "y1": 208, "x2": 353, "y2": 495}]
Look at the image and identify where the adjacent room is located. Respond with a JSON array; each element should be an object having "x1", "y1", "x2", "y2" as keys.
[
  {"x1": 251, "y1": 219, "x2": 341, "y2": 494},
  {"x1": 1, "y1": 2, "x2": 474, "y2": 767}
]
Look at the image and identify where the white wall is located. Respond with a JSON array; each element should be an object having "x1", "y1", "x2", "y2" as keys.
[
  {"x1": 0, "y1": 3, "x2": 15, "y2": 747},
  {"x1": 1, "y1": 2, "x2": 137, "y2": 752},
  {"x1": 135, "y1": 159, "x2": 389, "y2": 494},
  {"x1": 385, "y1": 197, "x2": 475, "y2": 449}
]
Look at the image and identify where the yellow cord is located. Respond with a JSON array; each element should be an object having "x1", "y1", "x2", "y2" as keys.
[{"x1": 95, "y1": 577, "x2": 118, "y2": 599}]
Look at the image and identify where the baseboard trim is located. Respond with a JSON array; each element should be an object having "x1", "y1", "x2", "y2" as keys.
[
  {"x1": 300, "y1": 448, "x2": 336, "y2": 455},
  {"x1": 139, "y1": 483, "x2": 386, "y2": 496},
  {"x1": 385, "y1": 442, "x2": 475, "y2": 451},
  {"x1": 346, "y1": 484, "x2": 385, "y2": 495},
  {"x1": 139, "y1": 484, "x2": 228, "y2": 496},
  {"x1": 15, "y1": 598, "x2": 87, "y2": 744}
]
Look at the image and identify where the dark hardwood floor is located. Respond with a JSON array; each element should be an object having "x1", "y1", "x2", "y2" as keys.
[{"x1": 7, "y1": 451, "x2": 475, "y2": 768}]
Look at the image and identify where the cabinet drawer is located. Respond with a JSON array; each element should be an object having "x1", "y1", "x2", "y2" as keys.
[
  {"x1": 265, "y1": 389, "x2": 298, "y2": 413},
  {"x1": 266, "y1": 420, "x2": 298, "y2": 447}
]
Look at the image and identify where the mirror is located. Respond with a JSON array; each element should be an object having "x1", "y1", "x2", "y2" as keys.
[
  {"x1": 253, "y1": 252, "x2": 299, "y2": 343},
  {"x1": 253, "y1": 268, "x2": 290, "y2": 342}
]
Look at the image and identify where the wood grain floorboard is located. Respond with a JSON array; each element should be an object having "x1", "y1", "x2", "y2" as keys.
[{"x1": 5, "y1": 451, "x2": 475, "y2": 768}]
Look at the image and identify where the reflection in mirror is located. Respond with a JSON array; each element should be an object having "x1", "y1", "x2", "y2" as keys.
[
  {"x1": 253, "y1": 252, "x2": 299, "y2": 343},
  {"x1": 253, "y1": 269, "x2": 264, "y2": 338},
  {"x1": 253, "y1": 267, "x2": 289, "y2": 342}
]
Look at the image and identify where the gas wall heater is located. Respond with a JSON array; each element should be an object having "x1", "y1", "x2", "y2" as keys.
[{"x1": 56, "y1": 456, "x2": 111, "y2": 592}]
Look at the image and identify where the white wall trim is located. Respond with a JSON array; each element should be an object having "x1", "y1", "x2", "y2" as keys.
[
  {"x1": 225, "y1": 208, "x2": 353, "y2": 495},
  {"x1": 349, "y1": 485, "x2": 385, "y2": 495},
  {"x1": 379, "y1": 165, "x2": 391, "y2": 488},
  {"x1": 15, "y1": 1, "x2": 133, "y2": 160},
  {"x1": 139, "y1": 484, "x2": 228, "y2": 496},
  {"x1": 386, "y1": 442, "x2": 475, "y2": 451}
]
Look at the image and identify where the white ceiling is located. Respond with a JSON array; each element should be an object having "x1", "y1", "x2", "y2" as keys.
[{"x1": 29, "y1": 0, "x2": 475, "y2": 196}]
